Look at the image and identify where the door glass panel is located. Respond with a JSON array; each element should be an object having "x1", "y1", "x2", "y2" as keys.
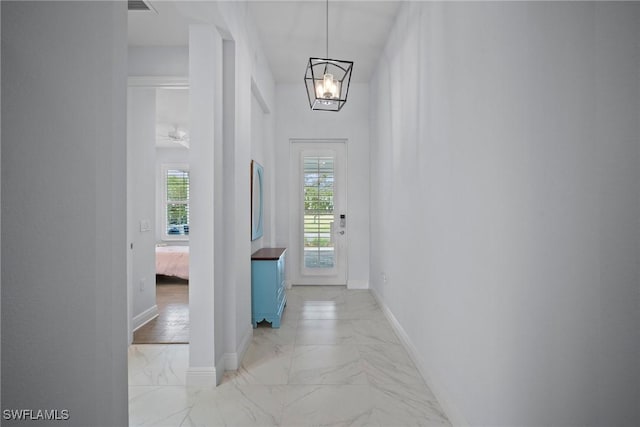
[{"x1": 303, "y1": 156, "x2": 335, "y2": 269}]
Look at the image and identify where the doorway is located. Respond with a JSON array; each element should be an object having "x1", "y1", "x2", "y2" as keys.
[
  {"x1": 289, "y1": 140, "x2": 348, "y2": 285},
  {"x1": 127, "y1": 81, "x2": 191, "y2": 345}
]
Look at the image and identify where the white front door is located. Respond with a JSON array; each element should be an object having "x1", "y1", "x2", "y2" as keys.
[{"x1": 290, "y1": 140, "x2": 347, "y2": 285}]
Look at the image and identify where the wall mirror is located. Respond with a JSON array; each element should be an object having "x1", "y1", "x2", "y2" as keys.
[{"x1": 251, "y1": 160, "x2": 264, "y2": 240}]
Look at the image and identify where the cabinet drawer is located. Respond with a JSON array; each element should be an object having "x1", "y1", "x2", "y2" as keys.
[{"x1": 277, "y1": 284, "x2": 285, "y2": 304}]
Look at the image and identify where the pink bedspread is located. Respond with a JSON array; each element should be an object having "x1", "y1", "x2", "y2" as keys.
[{"x1": 155, "y1": 246, "x2": 189, "y2": 280}]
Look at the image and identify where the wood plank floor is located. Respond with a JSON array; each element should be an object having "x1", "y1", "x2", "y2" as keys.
[{"x1": 132, "y1": 277, "x2": 189, "y2": 344}]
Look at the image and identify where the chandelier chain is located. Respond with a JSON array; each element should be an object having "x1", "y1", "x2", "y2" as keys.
[{"x1": 325, "y1": 0, "x2": 329, "y2": 58}]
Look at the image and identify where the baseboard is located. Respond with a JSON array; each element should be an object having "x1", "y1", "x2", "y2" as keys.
[
  {"x1": 215, "y1": 355, "x2": 225, "y2": 385},
  {"x1": 223, "y1": 323, "x2": 253, "y2": 371},
  {"x1": 237, "y1": 323, "x2": 253, "y2": 364},
  {"x1": 371, "y1": 289, "x2": 469, "y2": 427},
  {"x1": 132, "y1": 305, "x2": 159, "y2": 332},
  {"x1": 186, "y1": 367, "x2": 217, "y2": 387},
  {"x1": 223, "y1": 353, "x2": 238, "y2": 371},
  {"x1": 347, "y1": 279, "x2": 369, "y2": 290}
]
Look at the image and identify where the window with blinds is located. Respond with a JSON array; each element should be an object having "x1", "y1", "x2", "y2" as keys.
[
  {"x1": 303, "y1": 156, "x2": 335, "y2": 268},
  {"x1": 165, "y1": 168, "x2": 190, "y2": 238}
]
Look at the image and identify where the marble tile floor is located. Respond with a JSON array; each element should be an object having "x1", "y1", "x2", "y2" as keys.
[{"x1": 129, "y1": 286, "x2": 451, "y2": 427}]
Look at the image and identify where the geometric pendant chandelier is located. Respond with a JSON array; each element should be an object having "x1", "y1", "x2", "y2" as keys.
[{"x1": 304, "y1": 0, "x2": 353, "y2": 111}]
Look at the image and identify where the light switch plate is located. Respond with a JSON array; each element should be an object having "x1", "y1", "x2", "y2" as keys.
[{"x1": 140, "y1": 219, "x2": 150, "y2": 232}]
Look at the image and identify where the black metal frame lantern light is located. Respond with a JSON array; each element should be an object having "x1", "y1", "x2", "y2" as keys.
[{"x1": 304, "y1": 0, "x2": 353, "y2": 112}]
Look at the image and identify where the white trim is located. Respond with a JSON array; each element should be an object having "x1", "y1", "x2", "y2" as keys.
[
  {"x1": 223, "y1": 353, "x2": 238, "y2": 371},
  {"x1": 289, "y1": 140, "x2": 348, "y2": 286},
  {"x1": 290, "y1": 138, "x2": 348, "y2": 144},
  {"x1": 186, "y1": 367, "x2": 217, "y2": 387},
  {"x1": 347, "y1": 279, "x2": 369, "y2": 290},
  {"x1": 215, "y1": 355, "x2": 225, "y2": 385},
  {"x1": 371, "y1": 289, "x2": 469, "y2": 427},
  {"x1": 238, "y1": 323, "x2": 253, "y2": 366},
  {"x1": 127, "y1": 76, "x2": 189, "y2": 89},
  {"x1": 131, "y1": 305, "x2": 159, "y2": 332},
  {"x1": 224, "y1": 323, "x2": 253, "y2": 371}
]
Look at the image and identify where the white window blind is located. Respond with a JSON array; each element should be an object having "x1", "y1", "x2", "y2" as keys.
[
  {"x1": 165, "y1": 168, "x2": 189, "y2": 238},
  {"x1": 303, "y1": 156, "x2": 335, "y2": 268}
]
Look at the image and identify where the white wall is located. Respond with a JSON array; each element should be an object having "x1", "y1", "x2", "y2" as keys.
[
  {"x1": 231, "y1": 39, "x2": 254, "y2": 371},
  {"x1": 370, "y1": 2, "x2": 640, "y2": 426},
  {"x1": 168, "y1": 1, "x2": 277, "y2": 377},
  {"x1": 275, "y1": 83, "x2": 370, "y2": 288},
  {"x1": 188, "y1": 24, "x2": 223, "y2": 385},
  {"x1": 127, "y1": 88, "x2": 158, "y2": 336},
  {"x1": 250, "y1": 93, "x2": 264, "y2": 254},
  {"x1": 250, "y1": 90, "x2": 275, "y2": 254},
  {"x1": 214, "y1": 2, "x2": 277, "y2": 371},
  {"x1": 1, "y1": 2, "x2": 128, "y2": 424},
  {"x1": 128, "y1": 46, "x2": 188, "y2": 77},
  {"x1": 222, "y1": 39, "x2": 238, "y2": 371},
  {"x1": 0, "y1": 2, "x2": 3, "y2": 413}
]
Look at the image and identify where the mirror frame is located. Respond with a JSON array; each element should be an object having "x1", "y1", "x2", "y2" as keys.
[{"x1": 251, "y1": 160, "x2": 264, "y2": 241}]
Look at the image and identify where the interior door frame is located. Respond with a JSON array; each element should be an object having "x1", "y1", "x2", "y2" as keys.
[
  {"x1": 126, "y1": 76, "x2": 189, "y2": 343},
  {"x1": 289, "y1": 139, "x2": 348, "y2": 286}
]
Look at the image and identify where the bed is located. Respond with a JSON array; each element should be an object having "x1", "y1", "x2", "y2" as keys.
[{"x1": 155, "y1": 245, "x2": 189, "y2": 280}]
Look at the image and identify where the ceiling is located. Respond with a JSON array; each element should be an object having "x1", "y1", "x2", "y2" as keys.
[
  {"x1": 247, "y1": 1, "x2": 400, "y2": 83},
  {"x1": 156, "y1": 88, "x2": 190, "y2": 148},
  {"x1": 128, "y1": 2, "x2": 192, "y2": 47},
  {"x1": 128, "y1": 1, "x2": 401, "y2": 83}
]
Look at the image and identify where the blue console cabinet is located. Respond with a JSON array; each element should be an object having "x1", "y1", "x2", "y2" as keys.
[{"x1": 251, "y1": 248, "x2": 286, "y2": 328}]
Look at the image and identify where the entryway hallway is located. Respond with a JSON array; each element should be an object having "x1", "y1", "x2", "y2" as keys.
[{"x1": 128, "y1": 286, "x2": 450, "y2": 426}]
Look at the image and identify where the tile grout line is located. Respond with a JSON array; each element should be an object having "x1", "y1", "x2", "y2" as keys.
[{"x1": 130, "y1": 287, "x2": 449, "y2": 426}]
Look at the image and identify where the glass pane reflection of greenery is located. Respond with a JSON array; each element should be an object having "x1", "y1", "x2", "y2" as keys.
[
  {"x1": 166, "y1": 169, "x2": 190, "y2": 236},
  {"x1": 303, "y1": 157, "x2": 335, "y2": 268}
]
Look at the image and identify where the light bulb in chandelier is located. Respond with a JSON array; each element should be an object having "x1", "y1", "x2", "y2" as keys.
[
  {"x1": 314, "y1": 73, "x2": 341, "y2": 104},
  {"x1": 322, "y1": 73, "x2": 336, "y2": 98}
]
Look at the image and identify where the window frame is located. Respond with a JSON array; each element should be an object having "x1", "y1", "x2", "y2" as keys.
[{"x1": 161, "y1": 163, "x2": 190, "y2": 242}]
